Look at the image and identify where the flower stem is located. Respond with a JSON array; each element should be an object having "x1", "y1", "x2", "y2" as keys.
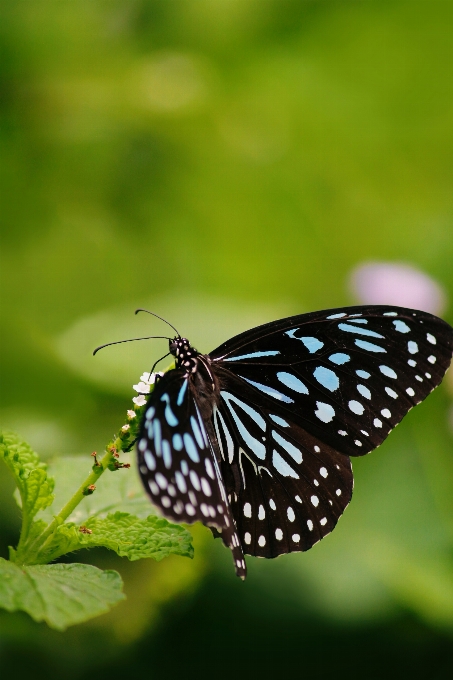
[{"x1": 16, "y1": 449, "x2": 115, "y2": 565}]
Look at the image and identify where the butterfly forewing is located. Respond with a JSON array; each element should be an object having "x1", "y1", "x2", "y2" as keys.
[
  {"x1": 137, "y1": 368, "x2": 246, "y2": 578},
  {"x1": 211, "y1": 306, "x2": 453, "y2": 457}
]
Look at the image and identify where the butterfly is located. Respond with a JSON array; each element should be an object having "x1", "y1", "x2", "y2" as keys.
[{"x1": 132, "y1": 305, "x2": 453, "y2": 579}]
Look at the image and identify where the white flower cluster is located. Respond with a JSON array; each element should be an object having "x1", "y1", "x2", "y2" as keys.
[{"x1": 132, "y1": 371, "x2": 164, "y2": 406}]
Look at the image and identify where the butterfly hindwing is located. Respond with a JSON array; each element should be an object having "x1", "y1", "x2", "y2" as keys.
[
  {"x1": 137, "y1": 368, "x2": 246, "y2": 577},
  {"x1": 212, "y1": 371, "x2": 353, "y2": 557}
]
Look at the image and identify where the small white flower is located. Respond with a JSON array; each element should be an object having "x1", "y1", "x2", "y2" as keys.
[
  {"x1": 140, "y1": 372, "x2": 153, "y2": 384},
  {"x1": 121, "y1": 424, "x2": 130, "y2": 433},
  {"x1": 132, "y1": 394, "x2": 147, "y2": 406},
  {"x1": 127, "y1": 409, "x2": 136, "y2": 419},
  {"x1": 133, "y1": 381, "x2": 151, "y2": 394}
]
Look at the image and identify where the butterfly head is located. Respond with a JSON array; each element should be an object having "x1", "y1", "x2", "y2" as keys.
[{"x1": 169, "y1": 337, "x2": 200, "y2": 372}]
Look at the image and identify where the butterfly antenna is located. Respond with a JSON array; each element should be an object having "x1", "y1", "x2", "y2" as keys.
[
  {"x1": 135, "y1": 309, "x2": 181, "y2": 337},
  {"x1": 148, "y1": 351, "x2": 171, "y2": 376},
  {"x1": 93, "y1": 336, "x2": 172, "y2": 356}
]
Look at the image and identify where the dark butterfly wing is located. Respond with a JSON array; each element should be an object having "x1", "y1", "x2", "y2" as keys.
[
  {"x1": 137, "y1": 368, "x2": 246, "y2": 578},
  {"x1": 212, "y1": 374, "x2": 353, "y2": 557},
  {"x1": 209, "y1": 305, "x2": 453, "y2": 556}
]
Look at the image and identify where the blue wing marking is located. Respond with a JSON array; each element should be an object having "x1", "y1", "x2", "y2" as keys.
[
  {"x1": 338, "y1": 323, "x2": 384, "y2": 339},
  {"x1": 224, "y1": 351, "x2": 280, "y2": 361},
  {"x1": 355, "y1": 339, "x2": 386, "y2": 353},
  {"x1": 239, "y1": 376, "x2": 294, "y2": 403}
]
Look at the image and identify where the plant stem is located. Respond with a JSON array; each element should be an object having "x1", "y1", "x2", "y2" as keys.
[{"x1": 16, "y1": 449, "x2": 115, "y2": 565}]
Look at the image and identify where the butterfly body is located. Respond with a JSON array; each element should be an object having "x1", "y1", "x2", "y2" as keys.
[{"x1": 136, "y1": 306, "x2": 453, "y2": 579}]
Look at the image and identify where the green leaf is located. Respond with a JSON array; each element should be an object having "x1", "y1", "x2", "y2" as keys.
[
  {"x1": 0, "y1": 430, "x2": 54, "y2": 544},
  {"x1": 37, "y1": 453, "x2": 153, "y2": 524},
  {"x1": 0, "y1": 558, "x2": 125, "y2": 630},
  {"x1": 39, "y1": 512, "x2": 194, "y2": 563}
]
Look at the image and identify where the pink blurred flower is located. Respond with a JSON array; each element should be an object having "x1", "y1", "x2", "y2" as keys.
[{"x1": 349, "y1": 262, "x2": 447, "y2": 315}]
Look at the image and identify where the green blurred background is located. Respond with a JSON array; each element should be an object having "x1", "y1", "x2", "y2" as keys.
[{"x1": 1, "y1": 0, "x2": 453, "y2": 677}]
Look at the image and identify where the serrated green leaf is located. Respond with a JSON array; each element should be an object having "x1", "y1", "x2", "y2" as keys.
[
  {"x1": 37, "y1": 453, "x2": 153, "y2": 524},
  {"x1": 39, "y1": 512, "x2": 194, "y2": 563},
  {"x1": 0, "y1": 431, "x2": 54, "y2": 543},
  {"x1": 0, "y1": 558, "x2": 125, "y2": 630}
]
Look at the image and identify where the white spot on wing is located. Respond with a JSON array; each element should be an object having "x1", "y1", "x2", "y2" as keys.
[
  {"x1": 175, "y1": 471, "x2": 187, "y2": 493},
  {"x1": 201, "y1": 478, "x2": 212, "y2": 496},
  {"x1": 349, "y1": 400, "x2": 365, "y2": 415},
  {"x1": 380, "y1": 365, "x2": 397, "y2": 379},
  {"x1": 205, "y1": 457, "x2": 215, "y2": 480},
  {"x1": 356, "y1": 370, "x2": 371, "y2": 379},
  {"x1": 393, "y1": 320, "x2": 411, "y2": 333},
  {"x1": 144, "y1": 450, "x2": 156, "y2": 470},
  {"x1": 149, "y1": 480, "x2": 159, "y2": 495},
  {"x1": 357, "y1": 384, "x2": 371, "y2": 399},
  {"x1": 155, "y1": 472, "x2": 167, "y2": 490},
  {"x1": 189, "y1": 470, "x2": 201, "y2": 491},
  {"x1": 315, "y1": 401, "x2": 335, "y2": 423}
]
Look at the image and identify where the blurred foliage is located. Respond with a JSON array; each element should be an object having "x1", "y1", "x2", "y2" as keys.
[{"x1": 1, "y1": 0, "x2": 453, "y2": 677}]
